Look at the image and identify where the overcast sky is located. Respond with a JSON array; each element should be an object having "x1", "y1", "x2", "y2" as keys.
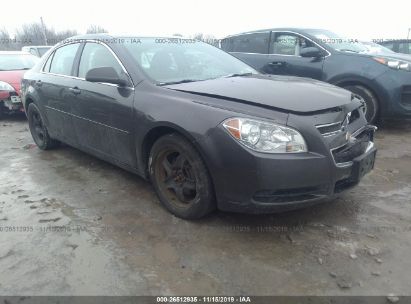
[{"x1": 2, "y1": 0, "x2": 410, "y2": 40}]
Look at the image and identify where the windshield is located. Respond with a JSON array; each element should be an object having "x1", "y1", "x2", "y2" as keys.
[
  {"x1": 360, "y1": 42, "x2": 395, "y2": 54},
  {"x1": 122, "y1": 38, "x2": 257, "y2": 84},
  {"x1": 0, "y1": 54, "x2": 39, "y2": 71},
  {"x1": 305, "y1": 29, "x2": 369, "y2": 53}
]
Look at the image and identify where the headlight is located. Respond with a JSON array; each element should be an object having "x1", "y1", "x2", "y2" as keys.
[
  {"x1": 0, "y1": 81, "x2": 15, "y2": 91},
  {"x1": 373, "y1": 57, "x2": 411, "y2": 71},
  {"x1": 222, "y1": 117, "x2": 307, "y2": 153}
]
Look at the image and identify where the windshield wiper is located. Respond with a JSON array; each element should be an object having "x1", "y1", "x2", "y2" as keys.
[
  {"x1": 337, "y1": 49, "x2": 359, "y2": 53},
  {"x1": 158, "y1": 79, "x2": 199, "y2": 86},
  {"x1": 224, "y1": 72, "x2": 254, "y2": 78}
]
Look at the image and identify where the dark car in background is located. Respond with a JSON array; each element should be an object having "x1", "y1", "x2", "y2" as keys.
[
  {"x1": 0, "y1": 51, "x2": 39, "y2": 116},
  {"x1": 221, "y1": 28, "x2": 411, "y2": 123},
  {"x1": 21, "y1": 34, "x2": 376, "y2": 219},
  {"x1": 379, "y1": 39, "x2": 411, "y2": 55}
]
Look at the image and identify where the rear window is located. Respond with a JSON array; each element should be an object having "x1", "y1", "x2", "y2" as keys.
[
  {"x1": 0, "y1": 54, "x2": 39, "y2": 71},
  {"x1": 222, "y1": 33, "x2": 269, "y2": 54}
]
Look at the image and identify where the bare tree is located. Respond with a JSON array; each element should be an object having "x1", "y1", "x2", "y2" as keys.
[
  {"x1": 86, "y1": 25, "x2": 108, "y2": 34},
  {"x1": 192, "y1": 33, "x2": 204, "y2": 41},
  {"x1": 202, "y1": 34, "x2": 219, "y2": 47},
  {"x1": 191, "y1": 33, "x2": 219, "y2": 46},
  {"x1": 14, "y1": 22, "x2": 77, "y2": 48},
  {"x1": 16, "y1": 22, "x2": 50, "y2": 46},
  {"x1": 0, "y1": 27, "x2": 13, "y2": 50},
  {"x1": 54, "y1": 30, "x2": 78, "y2": 43}
]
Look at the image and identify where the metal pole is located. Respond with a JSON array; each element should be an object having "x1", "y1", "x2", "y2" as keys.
[{"x1": 40, "y1": 17, "x2": 47, "y2": 45}]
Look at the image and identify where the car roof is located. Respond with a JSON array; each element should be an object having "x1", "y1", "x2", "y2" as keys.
[
  {"x1": 62, "y1": 33, "x2": 194, "y2": 42},
  {"x1": 22, "y1": 46, "x2": 51, "y2": 48},
  {"x1": 224, "y1": 28, "x2": 323, "y2": 38},
  {"x1": 380, "y1": 39, "x2": 411, "y2": 43},
  {"x1": 0, "y1": 51, "x2": 33, "y2": 55}
]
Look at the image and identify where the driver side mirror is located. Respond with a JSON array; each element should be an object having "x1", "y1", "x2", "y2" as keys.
[
  {"x1": 85, "y1": 67, "x2": 129, "y2": 87},
  {"x1": 300, "y1": 47, "x2": 323, "y2": 58}
]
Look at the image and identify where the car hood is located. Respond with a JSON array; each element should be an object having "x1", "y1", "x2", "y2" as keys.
[
  {"x1": 164, "y1": 74, "x2": 352, "y2": 113},
  {"x1": 368, "y1": 51, "x2": 411, "y2": 62},
  {"x1": 0, "y1": 70, "x2": 26, "y2": 92}
]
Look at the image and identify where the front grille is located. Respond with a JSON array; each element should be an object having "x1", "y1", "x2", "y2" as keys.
[
  {"x1": 401, "y1": 86, "x2": 411, "y2": 106},
  {"x1": 253, "y1": 186, "x2": 328, "y2": 203},
  {"x1": 332, "y1": 129, "x2": 373, "y2": 164},
  {"x1": 316, "y1": 109, "x2": 361, "y2": 136},
  {"x1": 316, "y1": 122, "x2": 341, "y2": 135}
]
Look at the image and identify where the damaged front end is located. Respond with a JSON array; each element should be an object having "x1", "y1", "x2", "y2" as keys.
[{"x1": 0, "y1": 90, "x2": 24, "y2": 116}]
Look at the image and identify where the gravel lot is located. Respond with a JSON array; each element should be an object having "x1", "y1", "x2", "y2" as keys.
[{"x1": 0, "y1": 115, "x2": 410, "y2": 296}]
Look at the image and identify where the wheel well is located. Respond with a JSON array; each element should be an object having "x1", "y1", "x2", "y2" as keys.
[
  {"x1": 337, "y1": 81, "x2": 379, "y2": 102},
  {"x1": 142, "y1": 126, "x2": 189, "y2": 173},
  {"x1": 25, "y1": 97, "x2": 34, "y2": 110},
  {"x1": 141, "y1": 126, "x2": 217, "y2": 203},
  {"x1": 336, "y1": 81, "x2": 380, "y2": 112}
]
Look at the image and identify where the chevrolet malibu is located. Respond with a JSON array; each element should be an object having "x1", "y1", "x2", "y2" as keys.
[{"x1": 21, "y1": 35, "x2": 377, "y2": 219}]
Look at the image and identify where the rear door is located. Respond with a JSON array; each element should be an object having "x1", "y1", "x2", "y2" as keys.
[
  {"x1": 266, "y1": 32, "x2": 325, "y2": 80},
  {"x1": 70, "y1": 41, "x2": 136, "y2": 167},
  {"x1": 40, "y1": 42, "x2": 81, "y2": 145},
  {"x1": 223, "y1": 32, "x2": 270, "y2": 72}
]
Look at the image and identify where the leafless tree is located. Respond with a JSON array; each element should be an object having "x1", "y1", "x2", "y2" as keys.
[
  {"x1": 14, "y1": 22, "x2": 78, "y2": 48},
  {"x1": 0, "y1": 27, "x2": 13, "y2": 50},
  {"x1": 191, "y1": 33, "x2": 219, "y2": 47},
  {"x1": 86, "y1": 25, "x2": 108, "y2": 34}
]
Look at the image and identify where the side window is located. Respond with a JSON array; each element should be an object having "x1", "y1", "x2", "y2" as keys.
[
  {"x1": 399, "y1": 42, "x2": 411, "y2": 54},
  {"x1": 271, "y1": 33, "x2": 314, "y2": 56},
  {"x1": 49, "y1": 43, "x2": 80, "y2": 76},
  {"x1": 382, "y1": 42, "x2": 394, "y2": 51},
  {"x1": 78, "y1": 43, "x2": 123, "y2": 79},
  {"x1": 231, "y1": 33, "x2": 269, "y2": 53},
  {"x1": 43, "y1": 52, "x2": 54, "y2": 72}
]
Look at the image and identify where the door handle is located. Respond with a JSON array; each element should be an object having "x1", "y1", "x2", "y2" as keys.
[
  {"x1": 269, "y1": 61, "x2": 286, "y2": 67},
  {"x1": 69, "y1": 87, "x2": 81, "y2": 95}
]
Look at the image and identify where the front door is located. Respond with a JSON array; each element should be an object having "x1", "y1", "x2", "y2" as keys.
[
  {"x1": 70, "y1": 42, "x2": 136, "y2": 167},
  {"x1": 265, "y1": 32, "x2": 325, "y2": 80}
]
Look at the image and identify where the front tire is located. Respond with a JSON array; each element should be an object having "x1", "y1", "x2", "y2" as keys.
[
  {"x1": 27, "y1": 103, "x2": 59, "y2": 150},
  {"x1": 149, "y1": 133, "x2": 215, "y2": 219},
  {"x1": 343, "y1": 85, "x2": 379, "y2": 124}
]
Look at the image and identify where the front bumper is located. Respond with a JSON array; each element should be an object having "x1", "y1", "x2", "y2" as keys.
[
  {"x1": 374, "y1": 70, "x2": 411, "y2": 118},
  {"x1": 202, "y1": 111, "x2": 376, "y2": 214},
  {"x1": 0, "y1": 92, "x2": 24, "y2": 112}
]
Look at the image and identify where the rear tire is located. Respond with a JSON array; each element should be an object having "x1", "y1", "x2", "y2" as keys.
[
  {"x1": 27, "y1": 103, "x2": 59, "y2": 150},
  {"x1": 149, "y1": 133, "x2": 215, "y2": 219},
  {"x1": 343, "y1": 85, "x2": 379, "y2": 124}
]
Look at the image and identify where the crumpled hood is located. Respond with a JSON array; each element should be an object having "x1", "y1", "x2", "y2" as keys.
[{"x1": 164, "y1": 74, "x2": 353, "y2": 113}]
